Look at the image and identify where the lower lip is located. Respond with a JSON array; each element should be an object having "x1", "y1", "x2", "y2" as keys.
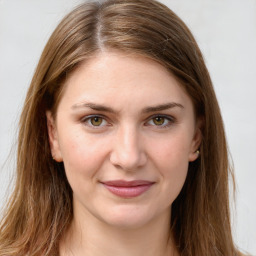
[{"x1": 103, "y1": 184, "x2": 153, "y2": 198}]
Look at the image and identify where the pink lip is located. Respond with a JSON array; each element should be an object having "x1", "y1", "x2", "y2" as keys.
[{"x1": 101, "y1": 180, "x2": 155, "y2": 198}]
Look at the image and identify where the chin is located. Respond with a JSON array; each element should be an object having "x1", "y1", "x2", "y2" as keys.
[{"x1": 98, "y1": 204, "x2": 158, "y2": 230}]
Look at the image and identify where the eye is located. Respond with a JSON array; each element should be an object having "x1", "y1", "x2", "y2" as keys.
[
  {"x1": 146, "y1": 115, "x2": 174, "y2": 128},
  {"x1": 82, "y1": 115, "x2": 108, "y2": 128}
]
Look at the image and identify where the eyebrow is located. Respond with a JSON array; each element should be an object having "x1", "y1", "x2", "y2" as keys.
[
  {"x1": 142, "y1": 102, "x2": 184, "y2": 113},
  {"x1": 72, "y1": 102, "x2": 116, "y2": 113},
  {"x1": 71, "y1": 102, "x2": 184, "y2": 113}
]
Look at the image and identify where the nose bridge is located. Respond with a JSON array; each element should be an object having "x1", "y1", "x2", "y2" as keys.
[{"x1": 110, "y1": 123, "x2": 146, "y2": 170}]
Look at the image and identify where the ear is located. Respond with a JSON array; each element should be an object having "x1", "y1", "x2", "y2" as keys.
[
  {"x1": 46, "y1": 111, "x2": 63, "y2": 162},
  {"x1": 188, "y1": 117, "x2": 203, "y2": 162}
]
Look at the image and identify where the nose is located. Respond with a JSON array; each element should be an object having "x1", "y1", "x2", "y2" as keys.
[{"x1": 109, "y1": 125, "x2": 147, "y2": 171}]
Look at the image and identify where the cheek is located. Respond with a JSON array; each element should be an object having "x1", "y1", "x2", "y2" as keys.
[
  {"x1": 58, "y1": 128, "x2": 109, "y2": 180},
  {"x1": 58, "y1": 130, "x2": 113, "y2": 206},
  {"x1": 151, "y1": 131, "x2": 192, "y2": 167},
  {"x1": 149, "y1": 133, "x2": 191, "y2": 199}
]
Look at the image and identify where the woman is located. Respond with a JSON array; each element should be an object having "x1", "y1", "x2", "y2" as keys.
[{"x1": 0, "y1": 0, "x2": 245, "y2": 255}]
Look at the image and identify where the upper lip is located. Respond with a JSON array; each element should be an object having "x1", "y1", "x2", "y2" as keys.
[{"x1": 101, "y1": 180, "x2": 155, "y2": 187}]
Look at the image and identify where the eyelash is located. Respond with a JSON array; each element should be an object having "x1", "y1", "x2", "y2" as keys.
[{"x1": 81, "y1": 114, "x2": 175, "y2": 129}]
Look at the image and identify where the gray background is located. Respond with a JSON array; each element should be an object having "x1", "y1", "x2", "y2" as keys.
[{"x1": 0, "y1": 0, "x2": 255, "y2": 254}]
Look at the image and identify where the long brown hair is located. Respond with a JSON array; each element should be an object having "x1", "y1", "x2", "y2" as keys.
[{"x1": 0, "y1": 0, "x2": 243, "y2": 255}]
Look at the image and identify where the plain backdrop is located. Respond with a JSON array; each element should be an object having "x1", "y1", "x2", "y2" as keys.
[{"x1": 0, "y1": 0, "x2": 255, "y2": 254}]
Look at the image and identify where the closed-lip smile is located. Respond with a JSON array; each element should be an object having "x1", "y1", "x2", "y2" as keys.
[{"x1": 101, "y1": 180, "x2": 155, "y2": 198}]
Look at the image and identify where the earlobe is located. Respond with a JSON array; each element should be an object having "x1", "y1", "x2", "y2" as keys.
[
  {"x1": 46, "y1": 111, "x2": 63, "y2": 162},
  {"x1": 189, "y1": 149, "x2": 200, "y2": 162}
]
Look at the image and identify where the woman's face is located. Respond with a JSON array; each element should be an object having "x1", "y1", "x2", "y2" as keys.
[{"x1": 47, "y1": 51, "x2": 201, "y2": 229}]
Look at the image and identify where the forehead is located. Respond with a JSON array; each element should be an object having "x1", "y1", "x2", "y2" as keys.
[{"x1": 58, "y1": 50, "x2": 193, "y2": 112}]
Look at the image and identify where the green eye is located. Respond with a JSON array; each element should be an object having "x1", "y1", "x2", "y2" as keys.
[
  {"x1": 152, "y1": 116, "x2": 165, "y2": 125},
  {"x1": 82, "y1": 115, "x2": 109, "y2": 129},
  {"x1": 90, "y1": 116, "x2": 103, "y2": 126}
]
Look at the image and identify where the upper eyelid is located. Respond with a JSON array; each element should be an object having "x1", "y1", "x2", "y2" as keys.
[
  {"x1": 81, "y1": 114, "x2": 108, "y2": 121},
  {"x1": 145, "y1": 114, "x2": 175, "y2": 121}
]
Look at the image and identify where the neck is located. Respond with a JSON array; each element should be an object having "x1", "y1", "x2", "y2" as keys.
[{"x1": 60, "y1": 205, "x2": 178, "y2": 256}]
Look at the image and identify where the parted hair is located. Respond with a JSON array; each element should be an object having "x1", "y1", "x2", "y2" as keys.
[{"x1": 0, "y1": 0, "x2": 243, "y2": 255}]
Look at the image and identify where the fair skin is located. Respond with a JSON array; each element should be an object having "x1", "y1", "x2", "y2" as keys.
[{"x1": 47, "y1": 51, "x2": 202, "y2": 256}]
